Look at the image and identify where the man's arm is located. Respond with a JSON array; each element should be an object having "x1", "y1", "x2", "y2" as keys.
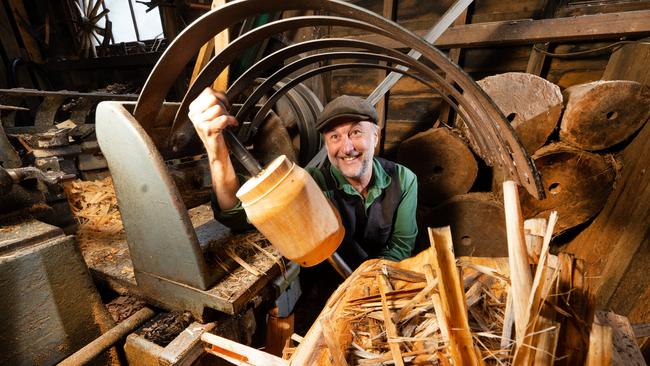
[
  {"x1": 188, "y1": 87, "x2": 240, "y2": 210},
  {"x1": 379, "y1": 165, "x2": 418, "y2": 261}
]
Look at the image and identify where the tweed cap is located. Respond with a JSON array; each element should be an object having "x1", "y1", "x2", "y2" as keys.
[{"x1": 316, "y1": 95, "x2": 378, "y2": 132}]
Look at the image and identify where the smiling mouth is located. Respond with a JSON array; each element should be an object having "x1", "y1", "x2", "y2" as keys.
[{"x1": 340, "y1": 155, "x2": 360, "y2": 161}]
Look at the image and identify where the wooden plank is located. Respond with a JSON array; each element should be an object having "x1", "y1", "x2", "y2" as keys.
[
  {"x1": 0, "y1": 0, "x2": 22, "y2": 60},
  {"x1": 7, "y1": 0, "x2": 42, "y2": 63},
  {"x1": 585, "y1": 322, "x2": 613, "y2": 366},
  {"x1": 375, "y1": 0, "x2": 397, "y2": 155},
  {"x1": 602, "y1": 37, "x2": 650, "y2": 86},
  {"x1": 437, "y1": 8, "x2": 468, "y2": 127},
  {"x1": 565, "y1": 120, "x2": 650, "y2": 311},
  {"x1": 428, "y1": 226, "x2": 482, "y2": 366},
  {"x1": 347, "y1": 10, "x2": 650, "y2": 49},
  {"x1": 595, "y1": 311, "x2": 646, "y2": 365},
  {"x1": 502, "y1": 181, "x2": 533, "y2": 346},
  {"x1": 202, "y1": 332, "x2": 289, "y2": 366}
]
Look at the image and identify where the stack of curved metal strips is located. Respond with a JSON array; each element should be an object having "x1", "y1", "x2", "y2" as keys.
[{"x1": 133, "y1": 0, "x2": 545, "y2": 199}]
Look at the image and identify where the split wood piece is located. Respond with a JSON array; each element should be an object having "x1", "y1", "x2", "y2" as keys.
[
  {"x1": 513, "y1": 212, "x2": 559, "y2": 364},
  {"x1": 602, "y1": 37, "x2": 650, "y2": 86},
  {"x1": 524, "y1": 218, "x2": 546, "y2": 265},
  {"x1": 503, "y1": 181, "x2": 534, "y2": 347},
  {"x1": 518, "y1": 143, "x2": 616, "y2": 235},
  {"x1": 585, "y1": 322, "x2": 613, "y2": 366},
  {"x1": 466, "y1": 72, "x2": 563, "y2": 154},
  {"x1": 396, "y1": 265, "x2": 437, "y2": 322},
  {"x1": 377, "y1": 272, "x2": 405, "y2": 366},
  {"x1": 419, "y1": 193, "x2": 507, "y2": 257},
  {"x1": 594, "y1": 310, "x2": 646, "y2": 365},
  {"x1": 321, "y1": 313, "x2": 349, "y2": 366},
  {"x1": 500, "y1": 289, "x2": 515, "y2": 351},
  {"x1": 560, "y1": 80, "x2": 650, "y2": 150},
  {"x1": 396, "y1": 127, "x2": 477, "y2": 206},
  {"x1": 201, "y1": 332, "x2": 288, "y2": 366},
  {"x1": 428, "y1": 226, "x2": 482, "y2": 366}
]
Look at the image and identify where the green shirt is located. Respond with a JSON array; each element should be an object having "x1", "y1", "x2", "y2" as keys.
[{"x1": 214, "y1": 158, "x2": 418, "y2": 261}]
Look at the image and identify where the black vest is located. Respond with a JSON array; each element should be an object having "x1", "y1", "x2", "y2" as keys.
[{"x1": 320, "y1": 158, "x2": 402, "y2": 269}]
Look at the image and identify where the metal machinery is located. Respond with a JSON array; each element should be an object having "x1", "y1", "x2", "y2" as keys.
[{"x1": 95, "y1": 0, "x2": 543, "y2": 323}]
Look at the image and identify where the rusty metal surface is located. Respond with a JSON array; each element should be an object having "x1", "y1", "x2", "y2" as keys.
[{"x1": 134, "y1": 0, "x2": 543, "y2": 198}]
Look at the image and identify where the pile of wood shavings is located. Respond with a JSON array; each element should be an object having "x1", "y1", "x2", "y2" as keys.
[
  {"x1": 64, "y1": 177, "x2": 123, "y2": 233},
  {"x1": 208, "y1": 231, "x2": 284, "y2": 300},
  {"x1": 339, "y1": 261, "x2": 509, "y2": 365}
]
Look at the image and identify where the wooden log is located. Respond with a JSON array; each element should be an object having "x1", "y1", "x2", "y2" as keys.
[
  {"x1": 560, "y1": 80, "x2": 650, "y2": 150},
  {"x1": 475, "y1": 72, "x2": 563, "y2": 154},
  {"x1": 428, "y1": 226, "x2": 482, "y2": 366},
  {"x1": 418, "y1": 193, "x2": 507, "y2": 257},
  {"x1": 518, "y1": 143, "x2": 617, "y2": 235},
  {"x1": 503, "y1": 181, "x2": 533, "y2": 346},
  {"x1": 397, "y1": 128, "x2": 477, "y2": 206}
]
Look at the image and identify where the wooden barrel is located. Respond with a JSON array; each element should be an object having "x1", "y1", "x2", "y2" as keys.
[
  {"x1": 237, "y1": 155, "x2": 344, "y2": 267},
  {"x1": 560, "y1": 80, "x2": 650, "y2": 151}
]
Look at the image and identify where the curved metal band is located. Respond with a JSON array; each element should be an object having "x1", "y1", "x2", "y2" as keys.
[
  {"x1": 135, "y1": 0, "x2": 543, "y2": 198},
  {"x1": 251, "y1": 63, "x2": 473, "y2": 141},
  {"x1": 234, "y1": 51, "x2": 426, "y2": 136},
  {"x1": 171, "y1": 16, "x2": 387, "y2": 133}
]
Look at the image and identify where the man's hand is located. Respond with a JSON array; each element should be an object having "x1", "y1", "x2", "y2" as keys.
[
  {"x1": 188, "y1": 87, "x2": 241, "y2": 210},
  {"x1": 188, "y1": 87, "x2": 238, "y2": 162}
]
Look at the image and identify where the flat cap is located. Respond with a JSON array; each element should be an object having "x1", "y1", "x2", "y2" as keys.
[{"x1": 316, "y1": 95, "x2": 378, "y2": 132}]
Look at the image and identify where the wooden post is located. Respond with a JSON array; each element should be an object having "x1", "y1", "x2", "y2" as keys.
[
  {"x1": 265, "y1": 307, "x2": 294, "y2": 357},
  {"x1": 502, "y1": 181, "x2": 533, "y2": 346}
]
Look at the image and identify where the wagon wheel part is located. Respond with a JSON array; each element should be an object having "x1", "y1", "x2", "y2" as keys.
[
  {"x1": 133, "y1": 0, "x2": 543, "y2": 199},
  {"x1": 71, "y1": 0, "x2": 110, "y2": 58}
]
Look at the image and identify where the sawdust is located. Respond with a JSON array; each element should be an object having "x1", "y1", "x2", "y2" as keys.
[{"x1": 63, "y1": 177, "x2": 123, "y2": 233}]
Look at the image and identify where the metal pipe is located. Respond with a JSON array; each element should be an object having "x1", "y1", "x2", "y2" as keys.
[
  {"x1": 327, "y1": 252, "x2": 352, "y2": 279},
  {"x1": 58, "y1": 307, "x2": 156, "y2": 366}
]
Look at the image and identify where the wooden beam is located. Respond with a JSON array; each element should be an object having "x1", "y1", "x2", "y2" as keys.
[
  {"x1": 347, "y1": 10, "x2": 650, "y2": 49},
  {"x1": 525, "y1": 0, "x2": 563, "y2": 75},
  {"x1": 378, "y1": 272, "x2": 405, "y2": 366}
]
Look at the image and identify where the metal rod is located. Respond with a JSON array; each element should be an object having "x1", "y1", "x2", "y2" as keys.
[
  {"x1": 58, "y1": 307, "x2": 156, "y2": 366},
  {"x1": 327, "y1": 252, "x2": 353, "y2": 279},
  {"x1": 222, "y1": 128, "x2": 262, "y2": 176}
]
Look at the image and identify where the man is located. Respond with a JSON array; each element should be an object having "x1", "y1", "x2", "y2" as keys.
[{"x1": 189, "y1": 88, "x2": 418, "y2": 270}]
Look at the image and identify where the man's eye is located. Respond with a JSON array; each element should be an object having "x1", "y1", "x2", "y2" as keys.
[
  {"x1": 328, "y1": 134, "x2": 339, "y2": 141},
  {"x1": 350, "y1": 129, "x2": 363, "y2": 137}
]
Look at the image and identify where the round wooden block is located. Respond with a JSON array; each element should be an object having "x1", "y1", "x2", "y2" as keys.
[
  {"x1": 397, "y1": 128, "x2": 477, "y2": 206},
  {"x1": 560, "y1": 80, "x2": 650, "y2": 150},
  {"x1": 418, "y1": 193, "x2": 507, "y2": 257},
  {"x1": 520, "y1": 143, "x2": 617, "y2": 234},
  {"x1": 457, "y1": 72, "x2": 563, "y2": 156}
]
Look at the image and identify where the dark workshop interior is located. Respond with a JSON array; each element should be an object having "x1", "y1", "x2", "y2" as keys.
[{"x1": 0, "y1": 0, "x2": 649, "y2": 365}]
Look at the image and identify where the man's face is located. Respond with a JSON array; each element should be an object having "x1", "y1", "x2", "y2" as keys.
[{"x1": 323, "y1": 121, "x2": 378, "y2": 182}]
